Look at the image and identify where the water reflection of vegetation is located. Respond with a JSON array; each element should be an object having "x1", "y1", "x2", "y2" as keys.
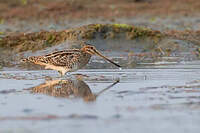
[{"x1": 28, "y1": 79, "x2": 119, "y2": 102}]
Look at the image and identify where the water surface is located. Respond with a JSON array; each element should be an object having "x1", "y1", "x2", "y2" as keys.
[{"x1": 0, "y1": 62, "x2": 200, "y2": 133}]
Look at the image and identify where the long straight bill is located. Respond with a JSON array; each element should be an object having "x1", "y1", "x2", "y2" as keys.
[{"x1": 95, "y1": 52, "x2": 121, "y2": 68}]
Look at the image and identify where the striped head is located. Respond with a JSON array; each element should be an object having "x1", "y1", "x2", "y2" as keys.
[{"x1": 81, "y1": 45, "x2": 98, "y2": 55}]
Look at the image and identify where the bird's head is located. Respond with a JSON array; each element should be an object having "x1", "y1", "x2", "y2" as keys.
[{"x1": 81, "y1": 45, "x2": 98, "y2": 55}]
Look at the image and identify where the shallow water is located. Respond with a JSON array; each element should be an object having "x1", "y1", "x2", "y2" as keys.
[{"x1": 0, "y1": 62, "x2": 200, "y2": 133}]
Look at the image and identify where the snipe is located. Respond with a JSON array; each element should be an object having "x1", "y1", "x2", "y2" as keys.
[{"x1": 21, "y1": 43, "x2": 121, "y2": 77}]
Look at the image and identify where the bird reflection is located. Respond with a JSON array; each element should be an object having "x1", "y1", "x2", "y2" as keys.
[{"x1": 27, "y1": 78, "x2": 119, "y2": 102}]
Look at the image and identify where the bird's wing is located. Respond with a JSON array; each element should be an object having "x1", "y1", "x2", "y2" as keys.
[{"x1": 43, "y1": 50, "x2": 81, "y2": 67}]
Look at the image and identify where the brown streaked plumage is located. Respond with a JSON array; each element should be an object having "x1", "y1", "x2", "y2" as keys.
[{"x1": 21, "y1": 45, "x2": 121, "y2": 76}]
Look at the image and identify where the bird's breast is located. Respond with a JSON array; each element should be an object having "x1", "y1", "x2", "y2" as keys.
[{"x1": 69, "y1": 53, "x2": 91, "y2": 72}]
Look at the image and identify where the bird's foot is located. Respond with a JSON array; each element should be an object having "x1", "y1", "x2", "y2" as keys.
[
  {"x1": 66, "y1": 72, "x2": 71, "y2": 76},
  {"x1": 72, "y1": 73, "x2": 89, "y2": 80}
]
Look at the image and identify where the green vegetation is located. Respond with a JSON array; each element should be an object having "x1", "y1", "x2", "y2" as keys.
[
  {"x1": 113, "y1": 24, "x2": 132, "y2": 30},
  {"x1": 0, "y1": 19, "x2": 4, "y2": 24},
  {"x1": 21, "y1": 0, "x2": 28, "y2": 5}
]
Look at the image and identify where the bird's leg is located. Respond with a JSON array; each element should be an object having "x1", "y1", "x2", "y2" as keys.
[
  {"x1": 58, "y1": 71, "x2": 70, "y2": 78},
  {"x1": 58, "y1": 71, "x2": 64, "y2": 78}
]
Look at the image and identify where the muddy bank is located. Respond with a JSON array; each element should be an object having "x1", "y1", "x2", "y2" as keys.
[
  {"x1": 1, "y1": 24, "x2": 200, "y2": 52},
  {"x1": 0, "y1": 24, "x2": 164, "y2": 52}
]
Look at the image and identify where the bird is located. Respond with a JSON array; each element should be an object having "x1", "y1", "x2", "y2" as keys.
[{"x1": 21, "y1": 43, "x2": 121, "y2": 77}]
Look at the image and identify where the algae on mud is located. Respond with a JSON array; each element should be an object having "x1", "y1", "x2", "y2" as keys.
[{"x1": 0, "y1": 24, "x2": 164, "y2": 52}]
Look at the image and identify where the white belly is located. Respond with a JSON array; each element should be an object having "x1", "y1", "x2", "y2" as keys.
[{"x1": 45, "y1": 64, "x2": 69, "y2": 73}]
